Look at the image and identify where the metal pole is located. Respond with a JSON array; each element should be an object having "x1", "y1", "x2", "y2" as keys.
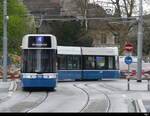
[
  {"x1": 148, "y1": 80, "x2": 150, "y2": 91},
  {"x1": 137, "y1": 0, "x2": 143, "y2": 83},
  {"x1": 3, "y1": 0, "x2": 8, "y2": 82},
  {"x1": 127, "y1": 64, "x2": 130, "y2": 91}
]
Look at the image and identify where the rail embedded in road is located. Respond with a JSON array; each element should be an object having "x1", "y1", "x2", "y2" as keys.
[{"x1": 132, "y1": 99, "x2": 147, "y2": 113}]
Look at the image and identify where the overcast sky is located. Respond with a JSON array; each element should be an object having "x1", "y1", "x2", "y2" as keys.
[
  {"x1": 89, "y1": 0, "x2": 150, "y2": 16},
  {"x1": 142, "y1": 1, "x2": 150, "y2": 14}
]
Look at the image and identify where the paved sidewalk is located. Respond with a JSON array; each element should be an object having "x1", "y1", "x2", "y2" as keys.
[
  {"x1": 101, "y1": 79, "x2": 150, "y2": 112},
  {"x1": 0, "y1": 80, "x2": 11, "y2": 89}
]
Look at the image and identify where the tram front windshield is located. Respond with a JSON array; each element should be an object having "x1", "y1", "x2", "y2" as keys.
[{"x1": 22, "y1": 49, "x2": 56, "y2": 73}]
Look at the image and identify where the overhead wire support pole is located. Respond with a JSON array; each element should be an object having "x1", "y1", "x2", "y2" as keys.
[
  {"x1": 3, "y1": 0, "x2": 8, "y2": 82},
  {"x1": 84, "y1": 0, "x2": 88, "y2": 31},
  {"x1": 137, "y1": 0, "x2": 144, "y2": 83}
]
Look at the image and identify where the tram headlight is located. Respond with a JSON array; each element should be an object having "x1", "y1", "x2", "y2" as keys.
[
  {"x1": 48, "y1": 76, "x2": 53, "y2": 78},
  {"x1": 26, "y1": 75, "x2": 31, "y2": 78},
  {"x1": 43, "y1": 75, "x2": 50, "y2": 79},
  {"x1": 43, "y1": 74, "x2": 56, "y2": 79},
  {"x1": 31, "y1": 75, "x2": 36, "y2": 79},
  {"x1": 43, "y1": 75, "x2": 53, "y2": 79},
  {"x1": 23, "y1": 75, "x2": 36, "y2": 79}
]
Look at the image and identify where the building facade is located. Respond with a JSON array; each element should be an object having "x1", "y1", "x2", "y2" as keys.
[{"x1": 21, "y1": 0, "x2": 116, "y2": 47}]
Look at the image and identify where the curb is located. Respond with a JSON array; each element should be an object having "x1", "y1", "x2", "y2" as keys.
[{"x1": 133, "y1": 99, "x2": 147, "y2": 113}]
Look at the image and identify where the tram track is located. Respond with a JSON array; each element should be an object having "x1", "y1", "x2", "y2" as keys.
[
  {"x1": 0, "y1": 86, "x2": 28, "y2": 105},
  {"x1": 9, "y1": 91, "x2": 49, "y2": 112},
  {"x1": 0, "y1": 88, "x2": 49, "y2": 112},
  {"x1": 29, "y1": 84, "x2": 89, "y2": 112},
  {"x1": 0, "y1": 92, "x2": 13, "y2": 104},
  {"x1": 25, "y1": 92, "x2": 49, "y2": 113},
  {"x1": 85, "y1": 84, "x2": 111, "y2": 112},
  {"x1": 73, "y1": 84, "x2": 90, "y2": 112},
  {"x1": 0, "y1": 81, "x2": 140, "y2": 112},
  {"x1": 26, "y1": 84, "x2": 112, "y2": 113},
  {"x1": 0, "y1": 89, "x2": 31, "y2": 112},
  {"x1": 73, "y1": 83, "x2": 111, "y2": 112},
  {"x1": 95, "y1": 83, "x2": 137, "y2": 112},
  {"x1": 1, "y1": 90, "x2": 31, "y2": 105}
]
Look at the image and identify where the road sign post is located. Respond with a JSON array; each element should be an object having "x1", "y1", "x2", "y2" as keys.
[
  {"x1": 127, "y1": 64, "x2": 130, "y2": 91},
  {"x1": 125, "y1": 56, "x2": 133, "y2": 91}
]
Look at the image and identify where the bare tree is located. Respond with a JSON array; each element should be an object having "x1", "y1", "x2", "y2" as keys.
[
  {"x1": 144, "y1": 0, "x2": 150, "y2": 4},
  {"x1": 91, "y1": 0, "x2": 137, "y2": 54},
  {"x1": 76, "y1": 0, "x2": 109, "y2": 46},
  {"x1": 61, "y1": 0, "x2": 137, "y2": 52},
  {"x1": 110, "y1": 0, "x2": 135, "y2": 17},
  {"x1": 77, "y1": 0, "x2": 89, "y2": 30}
]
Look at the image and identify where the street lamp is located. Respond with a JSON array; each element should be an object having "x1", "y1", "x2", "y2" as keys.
[
  {"x1": 137, "y1": 0, "x2": 144, "y2": 82},
  {"x1": 3, "y1": 0, "x2": 8, "y2": 82}
]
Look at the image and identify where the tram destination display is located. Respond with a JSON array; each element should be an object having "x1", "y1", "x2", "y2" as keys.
[{"x1": 28, "y1": 36, "x2": 51, "y2": 48}]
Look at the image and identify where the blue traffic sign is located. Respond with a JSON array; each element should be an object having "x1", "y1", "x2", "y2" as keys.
[{"x1": 125, "y1": 56, "x2": 133, "y2": 65}]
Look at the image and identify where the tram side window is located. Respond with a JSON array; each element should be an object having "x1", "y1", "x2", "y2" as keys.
[
  {"x1": 72, "y1": 56, "x2": 80, "y2": 69},
  {"x1": 115, "y1": 56, "x2": 119, "y2": 70},
  {"x1": 95, "y1": 56, "x2": 106, "y2": 69},
  {"x1": 107, "y1": 56, "x2": 117, "y2": 70},
  {"x1": 67, "y1": 56, "x2": 80, "y2": 70},
  {"x1": 58, "y1": 55, "x2": 81, "y2": 70},
  {"x1": 108, "y1": 57, "x2": 114, "y2": 69},
  {"x1": 58, "y1": 56, "x2": 67, "y2": 70},
  {"x1": 84, "y1": 56, "x2": 95, "y2": 69},
  {"x1": 67, "y1": 56, "x2": 73, "y2": 69}
]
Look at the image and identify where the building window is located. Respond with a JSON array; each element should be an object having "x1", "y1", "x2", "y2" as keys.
[{"x1": 58, "y1": 55, "x2": 67, "y2": 70}]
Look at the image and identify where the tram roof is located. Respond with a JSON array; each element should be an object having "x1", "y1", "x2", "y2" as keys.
[
  {"x1": 57, "y1": 46, "x2": 81, "y2": 55},
  {"x1": 81, "y1": 47, "x2": 119, "y2": 56},
  {"x1": 57, "y1": 46, "x2": 118, "y2": 56}
]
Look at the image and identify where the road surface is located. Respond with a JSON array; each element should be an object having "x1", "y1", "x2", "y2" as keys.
[{"x1": 0, "y1": 79, "x2": 149, "y2": 113}]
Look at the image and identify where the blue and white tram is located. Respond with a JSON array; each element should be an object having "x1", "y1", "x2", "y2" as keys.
[
  {"x1": 57, "y1": 46, "x2": 120, "y2": 81},
  {"x1": 21, "y1": 34, "x2": 57, "y2": 89},
  {"x1": 57, "y1": 46, "x2": 82, "y2": 81},
  {"x1": 81, "y1": 47, "x2": 120, "y2": 80}
]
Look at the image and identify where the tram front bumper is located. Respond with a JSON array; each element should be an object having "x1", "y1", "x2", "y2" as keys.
[{"x1": 21, "y1": 78, "x2": 57, "y2": 88}]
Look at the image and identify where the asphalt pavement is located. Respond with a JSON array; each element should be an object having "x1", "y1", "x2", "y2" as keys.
[{"x1": 0, "y1": 79, "x2": 149, "y2": 113}]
